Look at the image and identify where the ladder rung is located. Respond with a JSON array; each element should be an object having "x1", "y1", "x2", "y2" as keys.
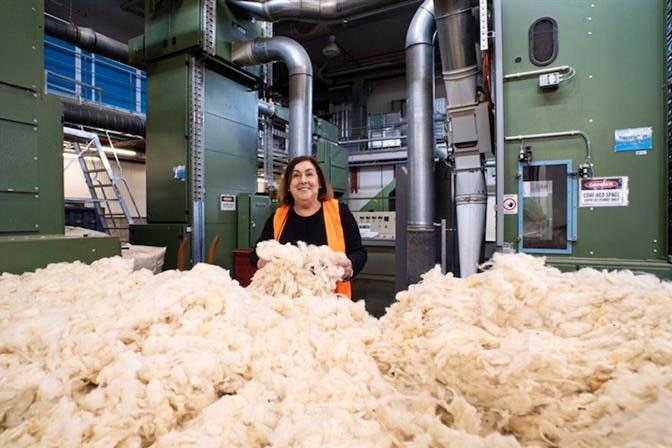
[
  {"x1": 87, "y1": 168, "x2": 109, "y2": 173},
  {"x1": 93, "y1": 183, "x2": 114, "y2": 188},
  {"x1": 104, "y1": 213, "x2": 129, "y2": 217}
]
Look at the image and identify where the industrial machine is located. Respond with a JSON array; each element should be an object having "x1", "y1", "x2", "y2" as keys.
[
  {"x1": 128, "y1": 0, "x2": 349, "y2": 272},
  {"x1": 0, "y1": 0, "x2": 120, "y2": 274},
  {"x1": 128, "y1": 0, "x2": 264, "y2": 270},
  {"x1": 499, "y1": 0, "x2": 671, "y2": 278}
]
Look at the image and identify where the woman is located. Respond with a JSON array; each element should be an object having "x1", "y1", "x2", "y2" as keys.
[{"x1": 250, "y1": 156, "x2": 367, "y2": 298}]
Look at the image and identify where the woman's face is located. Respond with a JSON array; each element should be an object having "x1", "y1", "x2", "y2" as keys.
[{"x1": 289, "y1": 160, "x2": 320, "y2": 206}]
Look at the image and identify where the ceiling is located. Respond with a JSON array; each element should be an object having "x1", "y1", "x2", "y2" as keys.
[{"x1": 45, "y1": 0, "x2": 423, "y2": 104}]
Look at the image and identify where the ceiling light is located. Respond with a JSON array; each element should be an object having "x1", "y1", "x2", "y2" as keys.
[{"x1": 322, "y1": 35, "x2": 340, "y2": 58}]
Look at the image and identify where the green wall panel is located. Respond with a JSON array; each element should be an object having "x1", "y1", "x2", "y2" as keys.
[
  {"x1": 0, "y1": 0, "x2": 43, "y2": 91},
  {"x1": 146, "y1": 54, "x2": 190, "y2": 222},
  {"x1": 502, "y1": 0, "x2": 666, "y2": 262}
]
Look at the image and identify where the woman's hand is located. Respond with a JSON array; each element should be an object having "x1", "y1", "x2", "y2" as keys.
[
  {"x1": 257, "y1": 258, "x2": 268, "y2": 269},
  {"x1": 338, "y1": 257, "x2": 353, "y2": 281}
]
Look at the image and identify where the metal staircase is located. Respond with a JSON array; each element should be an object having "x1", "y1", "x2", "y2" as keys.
[{"x1": 63, "y1": 127, "x2": 143, "y2": 240}]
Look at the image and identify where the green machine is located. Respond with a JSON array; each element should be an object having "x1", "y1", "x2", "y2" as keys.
[
  {"x1": 0, "y1": 0, "x2": 119, "y2": 274},
  {"x1": 313, "y1": 117, "x2": 349, "y2": 197},
  {"x1": 129, "y1": 0, "x2": 266, "y2": 270},
  {"x1": 500, "y1": 0, "x2": 671, "y2": 278}
]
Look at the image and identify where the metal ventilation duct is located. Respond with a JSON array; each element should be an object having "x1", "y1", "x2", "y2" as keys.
[
  {"x1": 405, "y1": 0, "x2": 437, "y2": 283},
  {"x1": 228, "y1": 0, "x2": 420, "y2": 22},
  {"x1": 44, "y1": 14, "x2": 129, "y2": 65},
  {"x1": 233, "y1": 37, "x2": 313, "y2": 158}
]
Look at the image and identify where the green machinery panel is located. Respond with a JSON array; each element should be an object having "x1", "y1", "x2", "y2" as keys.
[
  {"x1": 502, "y1": 0, "x2": 669, "y2": 273},
  {"x1": 314, "y1": 117, "x2": 339, "y2": 141},
  {"x1": 129, "y1": 223, "x2": 189, "y2": 271},
  {"x1": 138, "y1": 60, "x2": 258, "y2": 270},
  {"x1": 0, "y1": 235, "x2": 120, "y2": 275},
  {"x1": 237, "y1": 193, "x2": 272, "y2": 248},
  {"x1": 203, "y1": 69, "x2": 258, "y2": 269},
  {"x1": 0, "y1": 0, "x2": 120, "y2": 273},
  {"x1": 0, "y1": 0, "x2": 43, "y2": 91},
  {"x1": 145, "y1": 54, "x2": 190, "y2": 223},
  {"x1": 315, "y1": 138, "x2": 349, "y2": 196},
  {"x1": 131, "y1": 0, "x2": 261, "y2": 71}
]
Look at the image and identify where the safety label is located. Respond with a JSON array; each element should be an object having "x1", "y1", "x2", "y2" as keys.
[
  {"x1": 579, "y1": 176, "x2": 629, "y2": 207},
  {"x1": 614, "y1": 127, "x2": 652, "y2": 152},
  {"x1": 503, "y1": 194, "x2": 518, "y2": 214},
  {"x1": 220, "y1": 193, "x2": 236, "y2": 211}
]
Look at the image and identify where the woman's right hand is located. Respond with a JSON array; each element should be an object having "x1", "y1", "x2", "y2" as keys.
[{"x1": 257, "y1": 258, "x2": 268, "y2": 269}]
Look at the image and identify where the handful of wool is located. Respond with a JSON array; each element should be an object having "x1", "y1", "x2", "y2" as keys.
[{"x1": 249, "y1": 240, "x2": 349, "y2": 298}]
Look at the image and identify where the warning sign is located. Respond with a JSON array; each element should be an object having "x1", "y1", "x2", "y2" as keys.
[
  {"x1": 220, "y1": 193, "x2": 237, "y2": 211},
  {"x1": 503, "y1": 194, "x2": 518, "y2": 215},
  {"x1": 579, "y1": 177, "x2": 629, "y2": 207}
]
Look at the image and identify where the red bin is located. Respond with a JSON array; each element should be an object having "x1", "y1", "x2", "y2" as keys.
[{"x1": 233, "y1": 248, "x2": 257, "y2": 287}]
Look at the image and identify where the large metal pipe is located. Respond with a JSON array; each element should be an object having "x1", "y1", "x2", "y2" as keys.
[
  {"x1": 62, "y1": 98, "x2": 146, "y2": 136},
  {"x1": 44, "y1": 14, "x2": 129, "y2": 65},
  {"x1": 233, "y1": 37, "x2": 313, "y2": 158},
  {"x1": 434, "y1": 0, "x2": 479, "y2": 107},
  {"x1": 406, "y1": 0, "x2": 436, "y2": 229},
  {"x1": 228, "y1": 0, "x2": 420, "y2": 22},
  {"x1": 405, "y1": 0, "x2": 437, "y2": 283},
  {"x1": 434, "y1": 0, "x2": 486, "y2": 277}
]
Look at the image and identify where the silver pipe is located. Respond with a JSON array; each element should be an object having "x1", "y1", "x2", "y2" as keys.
[
  {"x1": 505, "y1": 130, "x2": 593, "y2": 163},
  {"x1": 233, "y1": 37, "x2": 313, "y2": 158},
  {"x1": 433, "y1": 0, "x2": 479, "y2": 107},
  {"x1": 44, "y1": 13, "x2": 129, "y2": 64},
  {"x1": 494, "y1": 0, "x2": 504, "y2": 247},
  {"x1": 504, "y1": 65, "x2": 572, "y2": 80},
  {"x1": 406, "y1": 0, "x2": 436, "y2": 228},
  {"x1": 258, "y1": 100, "x2": 276, "y2": 117},
  {"x1": 228, "y1": 0, "x2": 420, "y2": 22}
]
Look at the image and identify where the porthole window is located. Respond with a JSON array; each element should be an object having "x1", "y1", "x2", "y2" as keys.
[{"x1": 529, "y1": 17, "x2": 558, "y2": 66}]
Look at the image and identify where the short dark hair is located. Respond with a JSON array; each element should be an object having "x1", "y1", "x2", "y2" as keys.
[{"x1": 279, "y1": 156, "x2": 334, "y2": 205}]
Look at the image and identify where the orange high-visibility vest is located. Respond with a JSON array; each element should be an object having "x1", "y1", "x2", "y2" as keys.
[{"x1": 273, "y1": 199, "x2": 352, "y2": 298}]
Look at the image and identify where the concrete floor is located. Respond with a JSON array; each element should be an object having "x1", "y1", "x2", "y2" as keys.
[{"x1": 351, "y1": 278, "x2": 397, "y2": 319}]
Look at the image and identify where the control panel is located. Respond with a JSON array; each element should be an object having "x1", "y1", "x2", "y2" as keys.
[{"x1": 352, "y1": 212, "x2": 396, "y2": 240}]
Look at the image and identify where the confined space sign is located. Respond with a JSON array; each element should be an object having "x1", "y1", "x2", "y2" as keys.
[{"x1": 579, "y1": 176, "x2": 629, "y2": 207}]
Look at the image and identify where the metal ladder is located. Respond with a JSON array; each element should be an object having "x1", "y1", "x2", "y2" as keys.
[{"x1": 63, "y1": 127, "x2": 142, "y2": 240}]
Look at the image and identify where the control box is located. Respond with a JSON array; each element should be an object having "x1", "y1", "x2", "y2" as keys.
[{"x1": 352, "y1": 212, "x2": 396, "y2": 240}]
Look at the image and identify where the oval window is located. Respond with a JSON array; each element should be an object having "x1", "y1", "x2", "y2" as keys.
[{"x1": 529, "y1": 17, "x2": 558, "y2": 66}]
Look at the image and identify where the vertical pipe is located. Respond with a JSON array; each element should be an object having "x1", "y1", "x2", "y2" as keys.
[
  {"x1": 494, "y1": 0, "x2": 505, "y2": 247},
  {"x1": 405, "y1": 0, "x2": 438, "y2": 283}
]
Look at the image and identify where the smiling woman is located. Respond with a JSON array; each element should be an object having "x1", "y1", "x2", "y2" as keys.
[{"x1": 250, "y1": 156, "x2": 367, "y2": 298}]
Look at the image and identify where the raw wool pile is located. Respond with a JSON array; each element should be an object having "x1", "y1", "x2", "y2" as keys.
[
  {"x1": 249, "y1": 240, "x2": 347, "y2": 298},
  {"x1": 372, "y1": 252, "x2": 672, "y2": 447},
  {"x1": 0, "y1": 256, "x2": 518, "y2": 447}
]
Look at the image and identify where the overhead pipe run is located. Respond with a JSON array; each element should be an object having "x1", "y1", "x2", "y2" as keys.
[
  {"x1": 405, "y1": 0, "x2": 437, "y2": 283},
  {"x1": 233, "y1": 37, "x2": 313, "y2": 158},
  {"x1": 61, "y1": 98, "x2": 146, "y2": 137},
  {"x1": 44, "y1": 14, "x2": 129, "y2": 65},
  {"x1": 228, "y1": 0, "x2": 420, "y2": 23}
]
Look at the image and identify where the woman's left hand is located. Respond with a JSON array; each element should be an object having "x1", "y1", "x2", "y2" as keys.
[{"x1": 338, "y1": 257, "x2": 353, "y2": 281}]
